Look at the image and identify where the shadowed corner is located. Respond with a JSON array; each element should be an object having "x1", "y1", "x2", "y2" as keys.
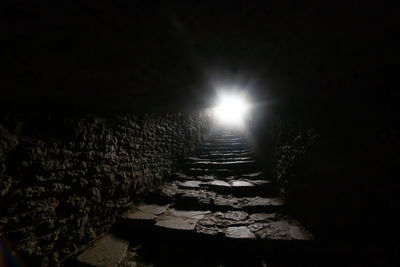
[{"x1": 0, "y1": 234, "x2": 25, "y2": 267}]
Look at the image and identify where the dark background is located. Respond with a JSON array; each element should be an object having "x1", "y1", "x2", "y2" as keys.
[
  {"x1": 1, "y1": 0, "x2": 400, "y2": 259},
  {"x1": 2, "y1": 1, "x2": 398, "y2": 115}
]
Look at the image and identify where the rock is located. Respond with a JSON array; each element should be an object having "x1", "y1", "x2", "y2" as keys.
[
  {"x1": 222, "y1": 211, "x2": 248, "y2": 221},
  {"x1": 137, "y1": 204, "x2": 169, "y2": 215},
  {"x1": 242, "y1": 197, "x2": 284, "y2": 210},
  {"x1": 197, "y1": 211, "x2": 252, "y2": 231},
  {"x1": 179, "y1": 181, "x2": 202, "y2": 188},
  {"x1": 77, "y1": 234, "x2": 129, "y2": 267},
  {"x1": 249, "y1": 213, "x2": 276, "y2": 222},
  {"x1": 230, "y1": 180, "x2": 254, "y2": 187},
  {"x1": 240, "y1": 172, "x2": 264, "y2": 179},
  {"x1": 122, "y1": 204, "x2": 169, "y2": 221},
  {"x1": 155, "y1": 209, "x2": 211, "y2": 230},
  {"x1": 162, "y1": 209, "x2": 210, "y2": 219},
  {"x1": 213, "y1": 195, "x2": 241, "y2": 209},
  {"x1": 225, "y1": 226, "x2": 255, "y2": 239},
  {"x1": 203, "y1": 180, "x2": 231, "y2": 188},
  {"x1": 155, "y1": 216, "x2": 199, "y2": 230},
  {"x1": 254, "y1": 221, "x2": 292, "y2": 240},
  {"x1": 290, "y1": 226, "x2": 313, "y2": 240},
  {"x1": 248, "y1": 222, "x2": 270, "y2": 232},
  {"x1": 248, "y1": 180, "x2": 271, "y2": 186},
  {"x1": 195, "y1": 224, "x2": 222, "y2": 236},
  {"x1": 123, "y1": 210, "x2": 156, "y2": 221}
]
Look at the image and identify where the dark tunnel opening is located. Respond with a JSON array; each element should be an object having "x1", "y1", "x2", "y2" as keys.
[{"x1": 1, "y1": 1, "x2": 399, "y2": 266}]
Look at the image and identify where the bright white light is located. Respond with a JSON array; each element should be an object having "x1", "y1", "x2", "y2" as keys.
[{"x1": 212, "y1": 93, "x2": 249, "y2": 126}]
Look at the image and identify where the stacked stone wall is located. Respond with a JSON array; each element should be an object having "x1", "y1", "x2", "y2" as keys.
[{"x1": 0, "y1": 112, "x2": 209, "y2": 266}]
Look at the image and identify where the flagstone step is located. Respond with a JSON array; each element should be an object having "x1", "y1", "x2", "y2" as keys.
[
  {"x1": 197, "y1": 148, "x2": 252, "y2": 154},
  {"x1": 197, "y1": 152, "x2": 254, "y2": 159},
  {"x1": 119, "y1": 204, "x2": 312, "y2": 241},
  {"x1": 197, "y1": 144, "x2": 250, "y2": 150},
  {"x1": 76, "y1": 234, "x2": 129, "y2": 267},
  {"x1": 200, "y1": 141, "x2": 249, "y2": 146},
  {"x1": 186, "y1": 156, "x2": 254, "y2": 163},
  {"x1": 174, "y1": 193, "x2": 286, "y2": 213},
  {"x1": 186, "y1": 160, "x2": 257, "y2": 171},
  {"x1": 186, "y1": 168, "x2": 262, "y2": 177}
]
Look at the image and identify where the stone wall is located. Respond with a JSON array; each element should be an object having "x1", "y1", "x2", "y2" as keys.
[
  {"x1": 270, "y1": 119, "x2": 318, "y2": 199},
  {"x1": 262, "y1": 114, "x2": 400, "y2": 243},
  {"x1": 0, "y1": 112, "x2": 209, "y2": 266}
]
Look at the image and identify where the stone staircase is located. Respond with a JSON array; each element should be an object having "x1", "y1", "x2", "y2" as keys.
[{"x1": 74, "y1": 129, "x2": 313, "y2": 267}]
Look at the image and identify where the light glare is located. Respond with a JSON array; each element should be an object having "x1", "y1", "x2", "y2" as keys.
[{"x1": 212, "y1": 93, "x2": 249, "y2": 126}]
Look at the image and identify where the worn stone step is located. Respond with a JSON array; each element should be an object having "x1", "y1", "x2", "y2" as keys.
[
  {"x1": 186, "y1": 160, "x2": 257, "y2": 170},
  {"x1": 172, "y1": 171, "x2": 269, "y2": 184},
  {"x1": 206, "y1": 139, "x2": 247, "y2": 144},
  {"x1": 198, "y1": 143, "x2": 250, "y2": 150},
  {"x1": 209, "y1": 133, "x2": 244, "y2": 137},
  {"x1": 76, "y1": 234, "x2": 129, "y2": 267},
  {"x1": 237, "y1": 171, "x2": 266, "y2": 180},
  {"x1": 186, "y1": 168, "x2": 260, "y2": 177},
  {"x1": 197, "y1": 148, "x2": 252, "y2": 154},
  {"x1": 157, "y1": 180, "x2": 275, "y2": 203},
  {"x1": 177, "y1": 178, "x2": 271, "y2": 190},
  {"x1": 174, "y1": 190, "x2": 285, "y2": 213},
  {"x1": 186, "y1": 168, "x2": 235, "y2": 177},
  {"x1": 200, "y1": 179, "x2": 274, "y2": 197},
  {"x1": 196, "y1": 212, "x2": 313, "y2": 241},
  {"x1": 197, "y1": 147, "x2": 252, "y2": 154},
  {"x1": 118, "y1": 204, "x2": 312, "y2": 242},
  {"x1": 203, "y1": 139, "x2": 248, "y2": 144},
  {"x1": 121, "y1": 204, "x2": 210, "y2": 232},
  {"x1": 156, "y1": 181, "x2": 279, "y2": 209},
  {"x1": 186, "y1": 156, "x2": 254, "y2": 163},
  {"x1": 197, "y1": 152, "x2": 254, "y2": 159},
  {"x1": 121, "y1": 203, "x2": 170, "y2": 222},
  {"x1": 209, "y1": 134, "x2": 246, "y2": 138},
  {"x1": 172, "y1": 172, "x2": 218, "y2": 182}
]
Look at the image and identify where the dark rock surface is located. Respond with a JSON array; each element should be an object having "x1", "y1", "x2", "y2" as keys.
[{"x1": 76, "y1": 234, "x2": 128, "y2": 267}]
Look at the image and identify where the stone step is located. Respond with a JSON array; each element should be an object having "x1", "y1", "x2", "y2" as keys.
[
  {"x1": 197, "y1": 147, "x2": 251, "y2": 153},
  {"x1": 237, "y1": 171, "x2": 267, "y2": 180},
  {"x1": 197, "y1": 152, "x2": 254, "y2": 159},
  {"x1": 198, "y1": 143, "x2": 250, "y2": 149},
  {"x1": 177, "y1": 178, "x2": 272, "y2": 189},
  {"x1": 186, "y1": 168, "x2": 253, "y2": 177},
  {"x1": 201, "y1": 140, "x2": 248, "y2": 144},
  {"x1": 205, "y1": 139, "x2": 248, "y2": 144},
  {"x1": 206, "y1": 139, "x2": 247, "y2": 144},
  {"x1": 174, "y1": 191, "x2": 286, "y2": 213},
  {"x1": 203, "y1": 139, "x2": 248, "y2": 144},
  {"x1": 172, "y1": 172, "x2": 268, "y2": 185},
  {"x1": 156, "y1": 179, "x2": 275, "y2": 202},
  {"x1": 197, "y1": 148, "x2": 252, "y2": 154},
  {"x1": 172, "y1": 171, "x2": 268, "y2": 182},
  {"x1": 185, "y1": 168, "x2": 266, "y2": 178},
  {"x1": 186, "y1": 156, "x2": 254, "y2": 163},
  {"x1": 199, "y1": 179, "x2": 274, "y2": 197},
  {"x1": 118, "y1": 204, "x2": 312, "y2": 242},
  {"x1": 186, "y1": 160, "x2": 257, "y2": 171},
  {"x1": 185, "y1": 168, "x2": 234, "y2": 177},
  {"x1": 208, "y1": 134, "x2": 244, "y2": 138},
  {"x1": 76, "y1": 234, "x2": 129, "y2": 267}
]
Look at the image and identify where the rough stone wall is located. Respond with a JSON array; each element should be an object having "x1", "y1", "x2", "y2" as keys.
[
  {"x1": 0, "y1": 112, "x2": 209, "y2": 266},
  {"x1": 266, "y1": 114, "x2": 400, "y2": 243},
  {"x1": 271, "y1": 120, "x2": 319, "y2": 199}
]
